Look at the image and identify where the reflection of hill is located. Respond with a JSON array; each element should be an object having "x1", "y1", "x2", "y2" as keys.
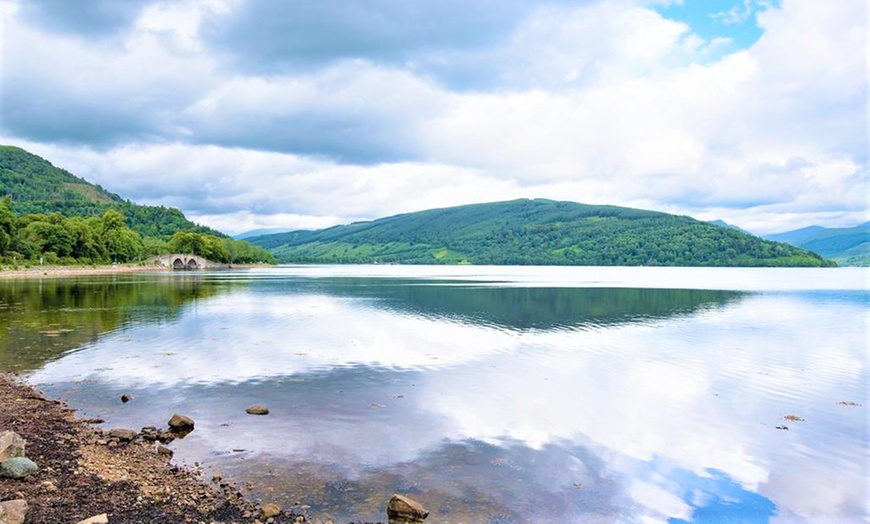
[
  {"x1": 0, "y1": 275, "x2": 226, "y2": 372},
  {"x1": 261, "y1": 278, "x2": 747, "y2": 331}
]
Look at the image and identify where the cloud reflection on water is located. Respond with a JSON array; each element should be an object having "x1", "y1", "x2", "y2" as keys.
[{"x1": 21, "y1": 270, "x2": 869, "y2": 522}]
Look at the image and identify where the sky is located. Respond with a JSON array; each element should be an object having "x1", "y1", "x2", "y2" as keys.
[{"x1": 0, "y1": 0, "x2": 867, "y2": 236}]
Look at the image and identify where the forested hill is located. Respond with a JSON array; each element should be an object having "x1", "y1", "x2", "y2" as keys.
[
  {"x1": 0, "y1": 146, "x2": 274, "y2": 266},
  {"x1": 0, "y1": 145, "x2": 221, "y2": 239},
  {"x1": 249, "y1": 199, "x2": 834, "y2": 267}
]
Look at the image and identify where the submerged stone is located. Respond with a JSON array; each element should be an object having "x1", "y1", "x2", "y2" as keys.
[
  {"x1": 261, "y1": 502, "x2": 281, "y2": 519},
  {"x1": 246, "y1": 404, "x2": 270, "y2": 415}
]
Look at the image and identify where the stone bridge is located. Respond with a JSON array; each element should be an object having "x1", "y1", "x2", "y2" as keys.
[{"x1": 148, "y1": 253, "x2": 221, "y2": 270}]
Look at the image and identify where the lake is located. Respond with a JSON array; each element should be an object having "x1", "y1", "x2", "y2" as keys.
[{"x1": 1, "y1": 266, "x2": 867, "y2": 523}]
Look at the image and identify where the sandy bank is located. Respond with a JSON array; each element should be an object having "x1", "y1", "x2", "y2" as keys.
[{"x1": 0, "y1": 264, "x2": 168, "y2": 280}]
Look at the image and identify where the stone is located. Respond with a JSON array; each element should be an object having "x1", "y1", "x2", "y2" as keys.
[
  {"x1": 246, "y1": 404, "x2": 270, "y2": 415},
  {"x1": 261, "y1": 502, "x2": 282, "y2": 519},
  {"x1": 140, "y1": 426, "x2": 159, "y2": 441},
  {"x1": 0, "y1": 499, "x2": 28, "y2": 524},
  {"x1": 168, "y1": 414, "x2": 195, "y2": 431},
  {"x1": 108, "y1": 428, "x2": 137, "y2": 442},
  {"x1": 76, "y1": 514, "x2": 109, "y2": 524},
  {"x1": 387, "y1": 494, "x2": 429, "y2": 523},
  {"x1": 0, "y1": 457, "x2": 38, "y2": 479},
  {"x1": 157, "y1": 445, "x2": 174, "y2": 457},
  {"x1": 0, "y1": 431, "x2": 25, "y2": 462},
  {"x1": 121, "y1": 393, "x2": 133, "y2": 403}
]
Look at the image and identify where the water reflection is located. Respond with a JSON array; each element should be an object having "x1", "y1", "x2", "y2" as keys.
[
  {"x1": 4, "y1": 268, "x2": 867, "y2": 522},
  {"x1": 261, "y1": 277, "x2": 746, "y2": 331},
  {"x1": 0, "y1": 274, "x2": 227, "y2": 372}
]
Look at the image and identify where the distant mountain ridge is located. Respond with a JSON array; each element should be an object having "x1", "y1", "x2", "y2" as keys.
[
  {"x1": 249, "y1": 199, "x2": 833, "y2": 267},
  {"x1": 764, "y1": 222, "x2": 869, "y2": 266},
  {"x1": 708, "y1": 219, "x2": 754, "y2": 236},
  {"x1": 0, "y1": 145, "x2": 222, "y2": 239},
  {"x1": 234, "y1": 227, "x2": 295, "y2": 240}
]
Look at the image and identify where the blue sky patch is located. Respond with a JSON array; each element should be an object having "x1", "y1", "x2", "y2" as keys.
[{"x1": 654, "y1": 0, "x2": 781, "y2": 51}]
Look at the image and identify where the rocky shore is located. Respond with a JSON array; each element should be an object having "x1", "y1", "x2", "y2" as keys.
[
  {"x1": 0, "y1": 374, "x2": 430, "y2": 524},
  {"x1": 0, "y1": 373, "x2": 305, "y2": 523}
]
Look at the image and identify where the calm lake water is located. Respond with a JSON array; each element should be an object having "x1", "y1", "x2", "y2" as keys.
[{"x1": 1, "y1": 266, "x2": 867, "y2": 523}]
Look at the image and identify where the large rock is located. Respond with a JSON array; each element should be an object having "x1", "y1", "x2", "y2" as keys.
[
  {"x1": 167, "y1": 414, "x2": 195, "y2": 431},
  {"x1": 387, "y1": 494, "x2": 429, "y2": 523},
  {"x1": 261, "y1": 502, "x2": 282, "y2": 519},
  {"x1": 246, "y1": 404, "x2": 270, "y2": 415},
  {"x1": 0, "y1": 431, "x2": 25, "y2": 462},
  {"x1": 108, "y1": 428, "x2": 137, "y2": 442},
  {"x1": 0, "y1": 457, "x2": 38, "y2": 479},
  {"x1": 0, "y1": 499, "x2": 28, "y2": 524}
]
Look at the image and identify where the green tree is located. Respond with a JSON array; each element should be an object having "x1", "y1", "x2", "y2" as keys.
[{"x1": 100, "y1": 210, "x2": 143, "y2": 262}]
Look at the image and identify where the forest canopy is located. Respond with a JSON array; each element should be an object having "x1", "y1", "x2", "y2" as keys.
[{"x1": 0, "y1": 197, "x2": 274, "y2": 266}]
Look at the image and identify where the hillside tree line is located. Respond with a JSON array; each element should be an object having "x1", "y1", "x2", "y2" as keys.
[{"x1": 0, "y1": 197, "x2": 274, "y2": 266}]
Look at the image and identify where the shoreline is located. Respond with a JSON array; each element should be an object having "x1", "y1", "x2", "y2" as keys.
[
  {"x1": 0, "y1": 263, "x2": 272, "y2": 280},
  {"x1": 0, "y1": 264, "x2": 167, "y2": 280},
  {"x1": 0, "y1": 373, "x2": 308, "y2": 523}
]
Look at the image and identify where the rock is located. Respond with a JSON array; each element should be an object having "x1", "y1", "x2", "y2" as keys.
[
  {"x1": 157, "y1": 445, "x2": 174, "y2": 458},
  {"x1": 0, "y1": 431, "x2": 25, "y2": 462},
  {"x1": 0, "y1": 457, "x2": 38, "y2": 479},
  {"x1": 108, "y1": 428, "x2": 137, "y2": 442},
  {"x1": 261, "y1": 502, "x2": 282, "y2": 519},
  {"x1": 168, "y1": 413, "x2": 195, "y2": 431},
  {"x1": 76, "y1": 514, "x2": 109, "y2": 524},
  {"x1": 387, "y1": 494, "x2": 429, "y2": 523},
  {"x1": 246, "y1": 404, "x2": 270, "y2": 415},
  {"x1": 121, "y1": 393, "x2": 133, "y2": 403},
  {"x1": 0, "y1": 499, "x2": 28, "y2": 524}
]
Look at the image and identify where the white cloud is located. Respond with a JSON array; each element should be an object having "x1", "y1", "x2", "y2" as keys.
[{"x1": 0, "y1": 0, "x2": 866, "y2": 234}]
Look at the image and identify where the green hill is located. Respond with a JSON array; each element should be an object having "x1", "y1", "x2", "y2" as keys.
[
  {"x1": 0, "y1": 145, "x2": 222, "y2": 239},
  {"x1": 764, "y1": 222, "x2": 869, "y2": 266},
  {"x1": 249, "y1": 199, "x2": 834, "y2": 267},
  {"x1": 0, "y1": 146, "x2": 274, "y2": 266}
]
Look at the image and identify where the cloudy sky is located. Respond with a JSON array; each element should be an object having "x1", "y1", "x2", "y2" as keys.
[{"x1": 0, "y1": 0, "x2": 866, "y2": 235}]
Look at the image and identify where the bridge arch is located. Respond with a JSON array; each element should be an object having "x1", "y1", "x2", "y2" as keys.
[{"x1": 173, "y1": 258, "x2": 186, "y2": 270}]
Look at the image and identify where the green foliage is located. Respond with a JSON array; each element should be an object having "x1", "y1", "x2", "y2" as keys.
[
  {"x1": 169, "y1": 231, "x2": 275, "y2": 264},
  {"x1": 252, "y1": 199, "x2": 836, "y2": 267},
  {"x1": 0, "y1": 203, "x2": 273, "y2": 266},
  {"x1": 0, "y1": 146, "x2": 273, "y2": 266},
  {"x1": 0, "y1": 145, "x2": 223, "y2": 239}
]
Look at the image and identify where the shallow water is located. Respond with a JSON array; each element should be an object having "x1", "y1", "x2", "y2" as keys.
[{"x1": 1, "y1": 266, "x2": 867, "y2": 523}]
